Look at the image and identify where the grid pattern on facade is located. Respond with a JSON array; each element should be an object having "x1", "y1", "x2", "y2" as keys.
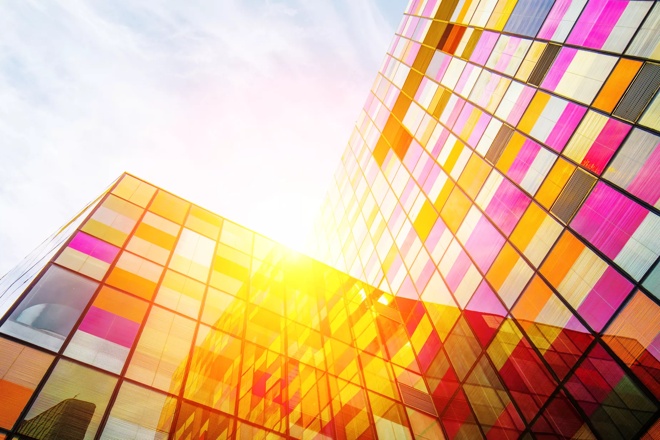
[
  {"x1": 1, "y1": 0, "x2": 660, "y2": 438},
  {"x1": 313, "y1": 0, "x2": 660, "y2": 438},
  {"x1": 1, "y1": 174, "x2": 459, "y2": 440}
]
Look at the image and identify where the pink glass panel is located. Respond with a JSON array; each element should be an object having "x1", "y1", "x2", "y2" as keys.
[
  {"x1": 422, "y1": 164, "x2": 442, "y2": 193},
  {"x1": 627, "y1": 143, "x2": 660, "y2": 206},
  {"x1": 455, "y1": 64, "x2": 476, "y2": 96},
  {"x1": 445, "y1": 249, "x2": 472, "y2": 292},
  {"x1": 414, "y1": 77, "x2": 431, "y2": 102},
  {"x1": 466, "y1": 281, "x2": 506, "y2": 316},
  {"x1": 446, "y1": 97, "x2": 467, "y2": 129},
  {"x1": 68, "y1": 232, "x2": 119, "y2": 264},
  {"x1": 545, "y1": 102, "x2": 587, "y2": 152},
  {"x1": 384, "y1": 81, "x2": 400, "y2": 109},
  {"x1": 405, "y1": 42, "x2": 422, "y2": 65},
  {"x1": 422, "y1": 0, "x2": 439, "y2": 18},
  {"x1": 567, "y1": 0, "x2": 627, "y2": 49},
  {"x1": 577, "y1": 267, "x2": 632, "y2": 331},
  {"x1": 430, "y1": 128, "x2": 451, "y2": 159},
  {"x1": 508, "y1": 138, "x2": 542, "y2": 184},
  {"x1": 485, "y1": 178, "x2": 531, "y2": 235},
  {"x1": 413, "y1": 151, "x2": 434, "y2": 184},
  {"x1": 468, "y1": 113, "x2": 492, "y2": 147},
  {"x1": 375, "y1": 106, "x2": 389, "y2": 131},
  {"x1": 507, "y1": 85, "x2": 535, "y2": 126},
  {"x1": 426, "y1": 51, "x2": 451, "y2": 82},
  {"x1": 571, "y1": 182, "x2": 648, "y2": 259},
  {"x1": 414, "y1": 258, "x2": 437, "y2": 292},
  {"x1": 425, "y1": 216, "x2": 448, "y2": 249},
  {"x1": 404, "y1": 140, "x2": 424, "y2": 170},
  {"x1": 537, "y1": 0, "x2": 576, "y2": 40},
  {"x1": 582, "y1": 118, "x2": 631, "y2": 174},
  {"x1": 400, "y1": 179, "x2": 417, "y2": 208},
  {"x1": 541, "y1": 48, "x2": 577, "y2": 91},
  {"x1": 470, "y1": 32, "x2": 499, "y2": 65},
  {"x1": 413, "y1": 19, "x2": 430, "y2": 42},
  {"x1": 464, "y1": 281, "x2": 506, "y2": 346},
  {"x1": 453, "y1": 102, "x2": 475, "y2": 134},
  {"x1": 388, "y1": 203, "x2": 404, "y2": 231},
  {"x1": 404, "y1": 16, "x2": 420, "y2": 39},
  {"x1": 387, "y1": 253, "x2": 404, "y2": 285},
  {"x1": 78, "y1": 306, "x2": 140, "y2": 347},
  {"x1": 464, "y1": 216, "x2": 506, "y2": 273}
]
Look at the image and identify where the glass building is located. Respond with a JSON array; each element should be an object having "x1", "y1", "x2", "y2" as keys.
[{"x1": 2, "y1": 0, "x2": 660, "y2": 439}]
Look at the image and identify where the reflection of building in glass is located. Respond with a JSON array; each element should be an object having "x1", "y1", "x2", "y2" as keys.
[
  {"x1": 18, "y1": 399, "x2": 95, "y2": 440},
  {"x1": 1, "y1": 0, "x2": 660, "y2": 438}
]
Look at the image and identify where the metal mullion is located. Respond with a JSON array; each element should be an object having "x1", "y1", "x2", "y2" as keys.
[
  {"x1": 94, "y1": 189, "x2": 192, "y2": 440},
  {"x1": 5, "y1": 175, "x2": 128, "y2": 438}
]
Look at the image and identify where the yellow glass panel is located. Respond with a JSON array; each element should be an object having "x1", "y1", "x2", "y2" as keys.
[
  {"x1": 149, "y1": 191, "x2": 190, "y2": 224},
  {"x1": 515, "y1": 41, "x2": 546, "y2": 82},
  {"x1": 111, "y1": 174, "x2": 156, "y2": 208},
  {"x1": 413, "y1": 200, "x2": 439, "y2": 241},
  {"x1": 133, "y1": 222, "x2": 178, "y2": 250},
  {"x1": 442, "y1": 139, "x2": 465, "y2": 174},
  {"x1": 157, "y1": 270, "x2": 205, "y2": 317},
  {"x1": 80, "y1": 220, "x2": 129, "y2": 247},
  {"x1": 459, "y1": 107, "x2": 483, "y2": 141},
  {"x1": 440, "y1": 187, "x2": 472, "y2": 233},
  {"x1": 220, "y1": 221, "x2": 254, "y2": 254},
  {"x1": 457, "y1": 154, "x2": 492, "y2": 199},
  {"x1": 81, "y1": 195, "x2": 143, "y2": 246},
  {"x1": 487, "y1": 0, "x2": 519, "y2": 30},
  {"x1": 496, "y1": 131, "x2": 526, "y2": 173},
  {"x1": 535, "y1": 158, "x2": 575, "y2": 208},
  {"x1": 518, "y1": 91, "x2": 550, "y2": 134},
  {"x1": 487, "y1": 319, "x2": 524, "y2": 370},
  {"x1": 185, "y1": 205, "x2": 223, "y2": 239},
  {"x1": 126, "y1": 307, "x2": 195, "y2": 392}
]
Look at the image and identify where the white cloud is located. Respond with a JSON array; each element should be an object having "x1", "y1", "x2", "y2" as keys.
[{"x1": 0, "y1": 0, "x2": 403, "y2": 275}]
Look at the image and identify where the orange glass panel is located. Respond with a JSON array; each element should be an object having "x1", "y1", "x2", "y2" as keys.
[
  {"x1": 441, "y1": 187, "x2": 472, "y2": 233},
  {"x1": 457, "y1": 154, "x2": 492, "y2": 198},
  {"x1": 593, "y1": 59, "x2": 643, "y2": 113},
  {"x1": 535, "y1": 158, "x2": 575, "y2": 208},
  {"x1": 540, "y1": 232, "x2": 584, "y2": 288}
]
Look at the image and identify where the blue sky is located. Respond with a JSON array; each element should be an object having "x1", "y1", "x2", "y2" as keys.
[{"x1": 0, "y1": 0, "x2": 405, "y2": 275}]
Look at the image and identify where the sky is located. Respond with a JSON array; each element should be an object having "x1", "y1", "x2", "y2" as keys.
[{"x1": 0, "y1": 0, "x2": 405, "y2": 276}]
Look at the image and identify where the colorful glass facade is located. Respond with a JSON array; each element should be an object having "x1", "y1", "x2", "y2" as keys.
[
  {"x1": 2, "y1": 0, "x2": 660, "y2": 439},
  {"x1": 312, "y1": 0, "x2": 660, "y2": 438}
]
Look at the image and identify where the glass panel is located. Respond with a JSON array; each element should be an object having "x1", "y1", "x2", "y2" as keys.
[
  {"x1": 148, "y1": 191, "x2": 190, "y2": 224},
  {"x1": 54, "y1": 232, "x2": 119, "y2": 280},
  {"x1": 0, "y1": 265, "x2": 98, "y2": 352},
  {"x1": 100, "y1": 381, "x2": 176, "y2": 440},
  {"x1": 111, "y1": 174, "x2": 156, "y2": 208},
  {"x1": 64, "y1": 286, "x2": 148, "y2": 373},
  {"x1": 0, "y1": 338, "x2": 54, "y2": 429},
  {"x1": 173, "y1": 402, "x2": 235, "y2": 440},
  {"x1": 125, "y1": 306, "x2": 195, "y2": 393},
  {"x1": 80, "y1": 194, "x2": 143, "y2": 247},
  {"x1": 17, "y1": 360, "x2": 117, "y2": 440}
]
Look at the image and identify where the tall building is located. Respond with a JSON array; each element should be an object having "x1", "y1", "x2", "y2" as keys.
[
  {"x1": 313, "y1": 0, "x2": 660, "y2": 437},
  {"x1": 1, "y1": 1, "x2": 659, "y2": 439}
]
